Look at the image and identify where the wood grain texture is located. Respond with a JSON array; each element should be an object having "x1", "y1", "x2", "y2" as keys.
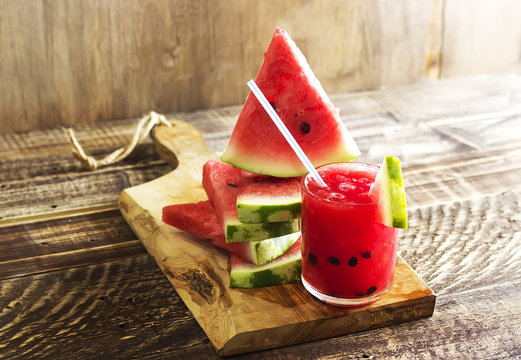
[
  {"x1": 2, "y1": 75, "x2": 521, "y2": 358},
  {"x1": 0, "y1": 209, "x2": 146, "y2": 279},
  {"x1": 0, "y1": 0, "x2": 439, "y2": 133},
  {"x1": 0, "y1": 255, "x2": 215, "y2": 359}
]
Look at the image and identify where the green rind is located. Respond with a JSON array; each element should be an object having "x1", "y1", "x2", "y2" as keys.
[
  {"x1": 249, "y1": 232, "x2": 300, "y2": 265},
  {"x1": 385, "y1": 156, "x2": 408, "y2": 229},
  {"x1": 236, "y1": 201, "x2": 302, "y2": 223},
  {"x1": 229, "y1": 253, "x2": 302, "y2": 288},
  {"x1": 374, "y1": 156, "x2": 407, "y2": 229},
  {"x1": 226, "y1": 218, "x2": 300, "y2": 243},
  {"x1": 221, "y1": 146, "x2": 360, "y2": 179}
]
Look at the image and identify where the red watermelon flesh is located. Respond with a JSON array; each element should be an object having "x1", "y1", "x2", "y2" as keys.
[
  {"x1": 162, "y1": 201, "x2": 222, "y2": 240},
  {"x1": 202, "y1": 160, "x2": 300, "y2": 243},
  {"x1": 162, "y1": 200, "x2": 299, "y2": 266},
  {"x1": 162, "y1": 200, "x2": 254, "y2": 262},
  {"x1": 221, "y1": 27, "x2": 360, "y2": 177}
]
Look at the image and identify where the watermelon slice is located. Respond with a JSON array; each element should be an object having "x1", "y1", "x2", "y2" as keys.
[
  {"x1": 202, "y1": 160, "x2": 300, "y2": 242},
  {"x1": 212, "y1": 232, "x2": 300, "y2": 266},
  {"x1": 236, "y1": 173, "x2": 302, "y2": 223},
  {"x1": 230, "y1": 237, "x2": 302, "y2": 288},
  {"x1": 369, "y1": 156, "x2": 408, "y2": 229},
  {"x1": 221, "y1": 27, "x2": 360, "y2": 177},
  {"x1": 162, "y1": 201, "x2": 222, "y2": 240},
  {"x1": 162, "y1": 200, "x2": 300, "y2": 266}
]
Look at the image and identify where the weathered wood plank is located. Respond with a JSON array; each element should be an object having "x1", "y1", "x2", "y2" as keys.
[
  {"x1": 1, "y1": 191, "x2": 520, "y2": 359},
  {"x1": 0, "y1": 164, "x2": 171, "y2": 223},
  {"x1": 0, "y1": 0, "x2": 438, "y2": 133},
  {"x1": 400, "y1": 191, "x2": 521, "y2": 295},
  {"x1": 0, "y1": 209, "x2": 146, "y2": 279},
  {"x1": 0, "y1": 255, "x2": 214, "y2": 359},
  {"x1": 404, "y1": 148, "x2": 521, "y2": 208},
  {"x1": 0, "y1": 119, "x2": 167, "y2": 181}
]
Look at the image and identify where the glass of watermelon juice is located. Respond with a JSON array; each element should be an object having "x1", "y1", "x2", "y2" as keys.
[{"x1": 300, "y1": 162, "x2": 398, "y2": 306}]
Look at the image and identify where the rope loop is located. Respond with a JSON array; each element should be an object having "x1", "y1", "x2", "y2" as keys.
[{"x1": 66, "y1": 111, "x2": 171, "y2": 170}]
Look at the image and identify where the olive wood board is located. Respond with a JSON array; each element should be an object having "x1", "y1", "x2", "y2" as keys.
[{"x1": 118, "y1": 120, "x2": 436, "y2": 356}]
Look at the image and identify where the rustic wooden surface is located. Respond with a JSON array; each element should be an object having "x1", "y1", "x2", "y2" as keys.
[
  {"x1": 1, "y1": 74, "x2": 521, "y2": 358},
  {"x1": 3, "y1": 0, "x2": 521, "y2": 133},
  {"x1": 119, "y1": 122, "x2": 435, "y2": 356}
]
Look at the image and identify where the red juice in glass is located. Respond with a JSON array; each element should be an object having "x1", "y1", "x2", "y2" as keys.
[{"x1": 301, "y1": 162, "x2": 398, "y2": 306}]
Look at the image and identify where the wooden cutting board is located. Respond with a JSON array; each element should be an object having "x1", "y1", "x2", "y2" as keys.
[{"x1": 118, "y1": 120, "x2": 436, "y2": 356}]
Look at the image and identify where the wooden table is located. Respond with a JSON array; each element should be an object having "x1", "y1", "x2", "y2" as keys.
[{"x1": 2, "y1": 74, "x2": 521, "y2": 359}]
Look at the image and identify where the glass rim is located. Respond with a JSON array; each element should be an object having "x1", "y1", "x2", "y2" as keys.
[{"x1": 301, "y1": 162, "x2": 379, "y2": 206}]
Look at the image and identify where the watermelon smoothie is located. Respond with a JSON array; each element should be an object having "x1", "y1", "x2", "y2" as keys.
[{"x1": 301, "y1": 162, "x2": 398, "y2": 306}]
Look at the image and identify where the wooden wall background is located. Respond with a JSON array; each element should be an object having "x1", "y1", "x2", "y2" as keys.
[{"x1": 1, "y1": 0, "x2": 521, "y2": 134}]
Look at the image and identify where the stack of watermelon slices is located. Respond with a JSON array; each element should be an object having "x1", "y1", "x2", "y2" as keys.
[
  {"x1": 162, "y1": 27, "x2": 407, "y2": 288},
  {"x1": 163, "y1": 159, "x2": 305, "y2": 288}
]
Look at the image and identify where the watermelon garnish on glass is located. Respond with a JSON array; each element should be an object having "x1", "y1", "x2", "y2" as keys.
[
  {"x1": 162, "y1": 200, "x2": 300, "y2": 266},
  {"x1": 221, "y1": 27, "x2": 360, "y2": 177},
  {"x1": 202, "y1": 160, "x2": 300, "y2": 243},
  {"x1": 369, "y1": 156, "x2": 408, "y2": 229}
]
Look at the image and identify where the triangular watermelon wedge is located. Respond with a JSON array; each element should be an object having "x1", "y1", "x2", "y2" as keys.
[{"x1": 221, "y1": 27, "x2": 360, "y2": 177}]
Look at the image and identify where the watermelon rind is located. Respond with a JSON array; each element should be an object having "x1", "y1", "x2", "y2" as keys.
[
  {"x1": 371, "y1": 156, "x2": 408, "y2": 229},
  {"x1": 226, "y1": 219, "x2": 300, "y2": 243},
  {"x1": 236, "y1": 174, "x2": 302, "y2": 223},
  {"x1": 248, "y1": 232, "x2": 300, "y2": 265},
  {"x1": 229, "y1": 239, "x2": 302, "y2": 288},
  {"x1": 237, "y1": 200, "x2": 301, "y2": 223}
]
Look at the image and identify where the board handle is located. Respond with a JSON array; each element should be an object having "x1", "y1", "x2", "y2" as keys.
[{"x1": 152, "y1": 120, "x2": 217, "y2": 168}]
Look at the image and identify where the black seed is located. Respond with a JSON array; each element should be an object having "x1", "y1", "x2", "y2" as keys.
[
  {"x1": 300, "y1": 122, "x2": 310, "y2": 134},
  {"x1": 366, "y1": 286, "x2": 377, "y2": 295},
  {"x1": 355, "y1": 292, "x2": 365, "y2": 297},
  {"x1": 348, "y1": 256, "x2": 358, "y2": 267},
  {"x1": 269, "y1": 102, "x2": 277, "y2": 111},
  {"x1": 227, "y1": 183, "x2": 237, "y2": 188},
  {"x1": 308, "y1": 252, "x2": 317, "y2": 266},
  {"x1": 361, "y1": 251, "x2": 371, "y2": 259},
  {"x1": 328, "y1": 256, "x2": 341, "y2": 265}
]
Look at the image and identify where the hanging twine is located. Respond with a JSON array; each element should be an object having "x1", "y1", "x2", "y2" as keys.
[{"x1": 66, "y1": 111, "x2": 171, "y2": 170}]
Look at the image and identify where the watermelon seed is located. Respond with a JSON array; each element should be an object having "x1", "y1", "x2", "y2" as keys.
[
  {"x1": 227, "y1": 183, "x2": 238, "y2": 188},
  {"x1": 348, "y1": 256, "x2": 358, "y2": 267},
  {"x1": 361, "y1": 251, "x2": 371, "y2": 259},
  {"x1": 300, "y1": 122, "x2": 310, "y2": 134},
  {"x1": 355, "y1": 292, "x2": 365, "y2": 297},
  {"x1": 328, "y1": 256, "x2": 341, "y2": 265},
  {"x1": 269, "y1": 102, "x2": 277, "y2": 111},
  {"x1": 366, "y1": 286, "x2": 377, "y2": 295},
  {"x1": 308, "y1": 252, "x2": 317, "y2": 266}
]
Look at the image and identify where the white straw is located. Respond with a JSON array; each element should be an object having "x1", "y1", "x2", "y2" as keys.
[{"x1": 247, "y1": 79, "x2": 327, "y2": 187}]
